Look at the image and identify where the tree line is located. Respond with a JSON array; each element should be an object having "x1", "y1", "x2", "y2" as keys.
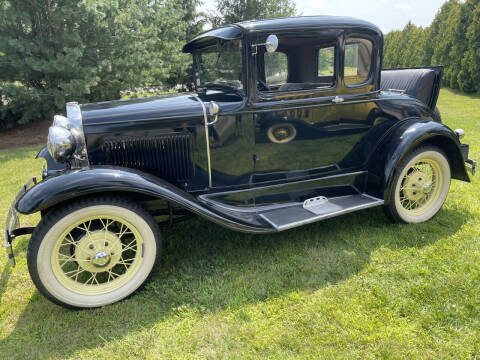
[
  {"x1": 2, "y1": 0, "x2": 478, "y2": 129},
  {"x1": 0, "y1": 0, "x2": 295, "y2": 128},
  {"x1": 383, "y1": 0, "x2": 480, "y2": 94}
]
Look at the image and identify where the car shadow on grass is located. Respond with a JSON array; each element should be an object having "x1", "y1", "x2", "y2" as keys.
[
  {"x1": 0, "y1": 204, "x2": 470, "y2": 358},
  {"x1": 0, "y1": 262, "x2": 13, "y2": 304}
]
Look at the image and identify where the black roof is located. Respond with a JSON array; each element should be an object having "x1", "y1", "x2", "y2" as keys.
[
  {"x1": 183, "y1": 16, "x2": 382, "y2": 52},
  {"x1": 236, "y1": 16, "x2": 381, "y2": 33}
]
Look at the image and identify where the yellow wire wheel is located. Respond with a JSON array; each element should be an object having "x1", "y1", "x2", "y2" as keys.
[
  {"x1": 392, "y1": 147, "x2": 451, "y2": 223},
  {"x1": 30, "y1": 198, "x2": 160, "y2": 308}
]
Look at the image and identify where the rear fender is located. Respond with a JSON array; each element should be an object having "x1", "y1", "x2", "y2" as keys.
[
  {"x1": 366, "y1": 119, "x2": 470, "y2": 200},
  {"x1": 16, "y1": 166, "x2": 272, "y2": 233}
]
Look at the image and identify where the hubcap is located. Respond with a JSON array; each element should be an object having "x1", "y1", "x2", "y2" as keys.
[
  {"x1": 74, "y1": 230, "x2": 122, "y2": 273},
  {"x1": 92, "y1": 252, "x2": 111, "y2": 268}
]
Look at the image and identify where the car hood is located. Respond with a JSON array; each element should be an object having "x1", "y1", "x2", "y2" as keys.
[{"x1": 80, "y1": 92, "x2": 203, "y2": 126}]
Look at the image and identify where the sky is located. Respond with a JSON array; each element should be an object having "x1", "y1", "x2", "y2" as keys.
[{"x1": 199, "y1": 0, "x2": 448, "y2": 33}]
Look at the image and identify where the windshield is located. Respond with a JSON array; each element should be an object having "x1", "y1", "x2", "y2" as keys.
[{"x1": 193, "y1": 39, "x2": 243, "y2": 91}]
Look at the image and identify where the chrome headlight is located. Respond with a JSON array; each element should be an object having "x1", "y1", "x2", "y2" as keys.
[
  {"x1": 47, "y1": 102, "x2": 88, "y2": 165},
  {"x1": 47, "y1": 126, "x2": 77, "y2": 162}
]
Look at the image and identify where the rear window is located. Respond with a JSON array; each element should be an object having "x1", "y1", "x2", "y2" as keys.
[{"x1": 344, "y1": 37, "x2": 373, "y2": 86}]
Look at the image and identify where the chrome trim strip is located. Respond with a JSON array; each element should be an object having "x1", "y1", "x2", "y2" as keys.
[{"x1": 191, "y1": 95, "x2": 213, "y2": 187}]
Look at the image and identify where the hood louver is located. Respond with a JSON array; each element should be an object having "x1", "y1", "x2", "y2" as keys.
[{"x1": 102, "y1": 133, "x2": 194, "y2": 182}]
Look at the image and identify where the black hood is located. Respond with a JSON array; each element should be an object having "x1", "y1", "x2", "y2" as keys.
[{"x1": 80, "y1": 93, "x2": 203, "y2": 126}]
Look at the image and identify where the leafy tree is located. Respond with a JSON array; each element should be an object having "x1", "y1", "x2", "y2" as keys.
[
  {"x1": 0, "y1": 0, "x2": 194, "y2": 128},
  {"x1": 210, "y1": 0, "x2": 296, "y2": 27}
]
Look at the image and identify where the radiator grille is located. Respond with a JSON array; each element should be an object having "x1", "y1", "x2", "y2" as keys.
[{"x1": 103, "y1": 134, "x2": 194, "y2": 181}]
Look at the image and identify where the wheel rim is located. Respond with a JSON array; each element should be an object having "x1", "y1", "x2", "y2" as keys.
[
  {"x1": 398, "y1": 158, "x2": 444, "y2": 216},
  {"x1": 51, "y1": 215, "x2": 144, "y2": 295}
]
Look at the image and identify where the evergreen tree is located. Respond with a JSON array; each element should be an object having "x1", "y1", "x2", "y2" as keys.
[
  {"x1": 0, "y1": 0, "x2": 194, "y2": 127},
  {"x1": 383, "y1": 0, "x2": 480, "y2": 93}
]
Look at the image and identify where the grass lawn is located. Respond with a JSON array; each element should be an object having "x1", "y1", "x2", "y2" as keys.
[{"x1": 0, "y1": 88, "x2": 479, "y2": 359}]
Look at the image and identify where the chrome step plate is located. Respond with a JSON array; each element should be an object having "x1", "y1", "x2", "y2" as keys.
[
  {"x1": 303, "y1": 196, "x2": 329, "y2": 215},
  {"x1": 259, "y1": 194, "x2": 384, "y2": 231}
]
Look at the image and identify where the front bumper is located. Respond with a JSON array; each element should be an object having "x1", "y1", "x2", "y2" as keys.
[{"x1": 4, "y1": 177, "x2": 37, "y2": 266}]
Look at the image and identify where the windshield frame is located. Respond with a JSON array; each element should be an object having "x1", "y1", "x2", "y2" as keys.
[{"x1": 191, "y1": 37, "x2": 246, "y2": 95}]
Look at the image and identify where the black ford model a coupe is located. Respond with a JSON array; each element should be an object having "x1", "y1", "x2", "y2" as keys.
[{"x1": 5, "y1": 16, "x2": 476, "y2": 308}]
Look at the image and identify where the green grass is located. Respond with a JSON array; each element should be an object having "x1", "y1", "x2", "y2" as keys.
[{"x1": 0, "y1": 88, "x2": 479, "y2": 359}]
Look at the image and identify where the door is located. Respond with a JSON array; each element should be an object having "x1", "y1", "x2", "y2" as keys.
[{"x1": 252, "y1": 32, "x2": 378, "y2": 184}]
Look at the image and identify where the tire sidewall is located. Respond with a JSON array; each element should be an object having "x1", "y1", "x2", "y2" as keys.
[
  {"x1": 392, "y1": 149, "x2": 451, "y2": 223},
  {"x1": 35, "y1": 204, "x2": 157, "y2": 308}
]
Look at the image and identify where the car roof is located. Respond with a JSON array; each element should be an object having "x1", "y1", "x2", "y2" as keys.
[
  {"x1": 235, "y1": 15, "x2": 381, "y2": 33},
  {"x1": 183, "y1": 16, "x2": 382, "y2": 52}
]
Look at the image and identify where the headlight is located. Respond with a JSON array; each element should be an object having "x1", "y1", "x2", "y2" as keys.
[
  {"x1": 47, "y1": 102, "x2": 88, "y2": 165},
  {"x1": 47, "y1": 126, "x2": 77, "y2": 162}
]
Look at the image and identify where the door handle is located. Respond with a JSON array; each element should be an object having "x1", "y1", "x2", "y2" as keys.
[{"x1": 332, "y1": 96, "x2": 344, "y2": 104}]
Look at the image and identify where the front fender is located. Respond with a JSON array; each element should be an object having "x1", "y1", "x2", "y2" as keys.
[
  {"x1": 367, "y1": 119, "x2": 470, "y2": 199},
  {"x1": 16, "y1": 166, "x2": 273, "y2": 233}
]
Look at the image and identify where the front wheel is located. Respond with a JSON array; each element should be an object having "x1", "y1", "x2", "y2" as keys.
[
  {"x1": 27, "y1": 197, "x2": 161, "y2": 309},
  {"x1": 384, "y1": 146, "x2": 451, "y2": 223}
]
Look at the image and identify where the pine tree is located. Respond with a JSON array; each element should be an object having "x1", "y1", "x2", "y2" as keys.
[{"x1": 0, "y1": 0, "x2": 195, "y2": 128}]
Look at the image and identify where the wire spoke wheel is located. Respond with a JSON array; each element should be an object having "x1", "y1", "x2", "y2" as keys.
[
  {"x1": 52, "y1": 215, "x2": 143, "y2": 295},
  {"x1": 28, "y1": 198, "x2": 161, "y2": 308},
  {"x1": 388, "y1": 147, "x2": 451, "y2": 224}
]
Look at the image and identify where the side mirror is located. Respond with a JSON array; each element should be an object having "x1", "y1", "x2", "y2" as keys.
[
  {"x1": 252, "y1": 34, "x2": 279, "y2": 55},
  {"x1": 265, "y1": 34, "x2": 278, "y2": 53}
]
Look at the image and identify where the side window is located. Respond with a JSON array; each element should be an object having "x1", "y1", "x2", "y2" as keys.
[
  {"x1": 344, "y1": 38, "x2": 373, "y2": 86},
  {"x1": 258, "y1": 35, "x2": 337, "y2": 93},
  {"x1": 317, "y1": 46, "x2": 335, "y2": 77},
  {"x1": 264, "y1": 52, "x2": 288, "y2": 87}
]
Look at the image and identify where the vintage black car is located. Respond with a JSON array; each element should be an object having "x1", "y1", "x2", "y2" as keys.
[{"x1": 5, "y1": 16, "x2": 476, "y2": 308}]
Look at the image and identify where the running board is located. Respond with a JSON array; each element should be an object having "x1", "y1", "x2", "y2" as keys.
[{"x1": 259, "y1": 194, "x2": 384, "y2": 231}]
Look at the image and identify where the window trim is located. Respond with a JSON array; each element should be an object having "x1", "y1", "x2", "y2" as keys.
[{"x1": 343, "y1": 35, "x2": 375, "y2": 89}]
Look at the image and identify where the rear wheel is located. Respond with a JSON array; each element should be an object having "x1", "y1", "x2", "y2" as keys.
[
  {"x1": 384, "y1": 146, "x2": 451, "y2": 223},
  {"x1": 27, "y1": 197, "x2": 161, "y2": 309}
]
